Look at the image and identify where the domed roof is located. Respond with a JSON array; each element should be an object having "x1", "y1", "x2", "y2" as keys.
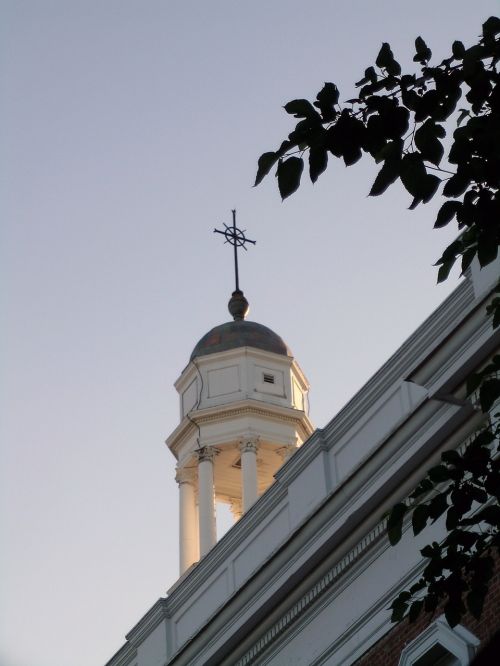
[
  {"x1": 190, "y1": 319, "x2": 291, "y2": 361},
  {"x1": 189, "y1": 289, "x2": 292, "y2": 362}
]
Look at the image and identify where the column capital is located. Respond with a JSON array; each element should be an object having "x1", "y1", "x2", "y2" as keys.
[
  {"x1": 229, "y1": 498, "x2": 242, "y2": 521},
  {"x1": 197, "y1": 446, "x2": 218, "y2": 463},
  {"x1": 239, "y1": 434, "x2": 260, "y2": 454},
  {"x1": 175, "y1": 466, "x2": 196, "y2": 486},
  {"x1": 276, "y1": 443, "x2": 297, "y2": 462}
]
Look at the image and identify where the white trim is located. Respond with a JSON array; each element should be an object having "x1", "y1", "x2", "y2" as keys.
[
  {"x1": 234, "y1": 521, "x2": 387, "y2": 665},
  {"x1": 398, "y1": 616, "x2": 480, "y2": 665}
]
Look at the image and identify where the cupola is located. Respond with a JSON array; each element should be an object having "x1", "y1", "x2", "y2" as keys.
[{"x1": 165, "y1": 214, "x2": 313, "y2": 575}]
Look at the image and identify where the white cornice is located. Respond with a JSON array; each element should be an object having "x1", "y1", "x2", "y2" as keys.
[
  {"x1": 125, "y1": 598, "x2": 168, "y2": 646},
  {"x1": 104, "y1": 599, "x2": 168, "y2": 666},
  {"x1": 165, "y1": 399, "x2": 314, "y2": 455}
]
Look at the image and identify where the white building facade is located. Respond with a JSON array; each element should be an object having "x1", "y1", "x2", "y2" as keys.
[{"x1": 105, "y1": 260, "x2": 500, "y2": 666}]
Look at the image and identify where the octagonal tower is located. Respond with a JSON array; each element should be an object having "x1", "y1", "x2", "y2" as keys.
[{"x1": 166, "y1": 290, "x2": 313, "y2": 575}]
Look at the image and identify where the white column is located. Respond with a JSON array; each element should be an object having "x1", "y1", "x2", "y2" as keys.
[
  {"x1": 176, "y1": 467, "x2": 198, "y2": 575},
  {"x1": 197, "y1": 447, "x2": 217, "y2": 557},
  {"x1": 240, "y1": 436, "x2": 259, "y2": 513},
  {"x1": 194, "y1": 493, "x2": 200, "y2": 561}
]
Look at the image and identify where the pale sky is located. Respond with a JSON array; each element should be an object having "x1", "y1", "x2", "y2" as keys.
[{"x1": 2, "y1": 2, "x2": 498, "y2": 665}]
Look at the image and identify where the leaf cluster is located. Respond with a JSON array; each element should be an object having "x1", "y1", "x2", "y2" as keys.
[
  {"x1": 387, "y1": 367, "x2": 500, "y2": 627},
  {"x1": 255, "y1": 17, "x2": 500, "y2": 305}
]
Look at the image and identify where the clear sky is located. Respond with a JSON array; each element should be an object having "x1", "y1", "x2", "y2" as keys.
[{"x1": 1, "y1": 2, "x2": 498, "y2": 665}]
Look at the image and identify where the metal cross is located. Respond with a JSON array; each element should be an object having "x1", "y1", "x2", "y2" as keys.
[{"x1": 214, "y1": 210, "x2": 256, "y2": 292}]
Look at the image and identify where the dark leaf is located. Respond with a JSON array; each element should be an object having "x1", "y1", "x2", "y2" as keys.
[
  {"x1": 424, "y1": 593, "x2": 439, "y2": 614},
  {"x1": 428, "y1": 464, "x2": 452, "y2": 483},
  {"x1": 441, "y1": 450, "x2": 462, "y2": 465},
  {"x1": 412, "y1": 503, "x2": 430, "y2": 535},
  {"x1": 485, "y1": 471, "x2": 500, "y2": 496},
  {"x1": 387, "y1": 502, "x2": 407, "y2": 545},
  {"x1": 369, "y1": 160, "x2": 400, "y2": 196},
  {"x1": 343, "y1": 142, "x2": 363, "y2": 166},
  {"x1": 414, "y1": 36, "x2": 432, "y2": 64},
  {"x1": 391, "y1": 591, "x2": 411, "y2": 605},
  {"x1": 255, "y1": 152, "x2": 278, "y2": 187},
  {"x1": 452, "y1": 40, "x2": 466, "y2": 59},
  {"x1": 437, "y1": 259, "x2": 456, "y2": 283},
  {"x1": 276, "y1": 140, "x2": 293, "y2": 158},
  {"x1": 443, "y1": 173, "x2": 470, "y2": 198},
  {"x1": 399, "y1": 154, "x2": 439, "y2": 206},
  {"x1": 428, "y1": 492, "x2": 449, "y2": 522},
  {"x1": 309, "y1": 146, "x2": 328, "y2": 183},
  {"x1": 461, "y1": 248, "x2": 477, "y2": 274},
  {"x1": 467, "y1": 585, "x2": 488, "y2": 620},
  {"x1": 467, "y1": 372, "x2": 483, "y2": 395},
  {"x1": 444, "y1": 529, "x2": 478, "y2": 549},
  {"x1": 423, "y1": 553, "x2": 445, "y2": 580},
  {"x1": 470, "y1": 486, "x2": 488, "y2": 504},
  {"x1": 399, "y1": 153, "x2": 427, "y2": 198},
  {"x1": 463, "y1": 45, "x2": 487, "y2": 79},
  {"x1": 486, "y1": 298, "x2": 500, "y2": 329},
  {"x1": 325, "y1": 111, "x2": 366, "y2": 165},
  {"x1": 409, "y1": 579, "x2": 426, "y2": 595},
  {"x1": 400, "y1": 74, "x2": 416, "y2": 88},
  {"x1": 376, "y1": 43, "x2": 401, "y2": 76},
  {"x1": 415, "y1": 89, "x2": 440, "y2": 123},
  {"x1": 390, "y1": 599, "x2": 408, "y2": 622},
  {"x1": 434, "y1": 201, "x2": 462, "y2": 228},
  {"x1": 316, "y1": 82, "x2": 339, "y2": 106},
  {"x1": 421, "y1": 543, "x2": 439, "y2": 558},
  {"x1": 408, "y1": 599, "x2": 424, "y2": 623},
  {"x1": 355, "y1": 67, "x2": 377, "y2": 87},
  {"x1": 314, "y1": 83, "x2": 339, "y2": 121},
  {"x1": 277, "y1": 157, "x2": 304, "y2": 200},
  {"x1": 446, "y1": 506, "x2": 460, "y2": 530},
  {"x1": 479, "y1": 378, "x2": 500, "y2": 412},
  {"x1": 288, "y1": 118, "x2": 316, "y2": 145},
  {"x1": 415, "y1": 120, "x2": 444, "y2": 165},
  {"x1": 390, "y1": 106, "x2": 410, "y2": 140},
  {"x1": 475, "y1": 505, "x2": 500, "y2": 526},
  {"x1": 284, "y1": 99, "x2": 320, "y2": 119},
  {"x1": 493, "y1": 304, "x2": 500, "y2": 329},
  {"x1": 410, "y1": 478, "x2": 435, "y2": 499},
  {"x1": 374, "y1": 138, "x2": 402, "y2": 164},
  {"x1": 482, "y1": 16, "x2": 500, "y2": 38},
  {"x1": 477, "y1": 236, "x2": 499, "y2": 268},
  {"x1": 421, "y1": 174, "x2": 441, "y2": 204},
  {"x1": 450, "y1": 486, "x2": 473, "y2": 518},
  {"x1": 470, "y1": 427, "x2": 496, "y2": 448}
]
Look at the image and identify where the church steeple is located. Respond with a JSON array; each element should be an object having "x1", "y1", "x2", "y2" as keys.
[{"x1": 165, "y1": 217, "x2": 313, "y2": 575}]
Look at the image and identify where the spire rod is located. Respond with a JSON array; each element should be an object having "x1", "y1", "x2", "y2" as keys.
[
  {"x1": 232, "y1": 210, "x2": 240, "y2": 292},
  {"x1": 214, "y1": 210, "x2": 256, "y2": 293}
]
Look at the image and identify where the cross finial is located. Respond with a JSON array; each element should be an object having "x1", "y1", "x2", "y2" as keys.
[{"x1": 214, "y1": 210, "x2": 256, "y2": 293}]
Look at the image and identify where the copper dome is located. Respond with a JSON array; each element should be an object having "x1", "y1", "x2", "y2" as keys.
[{"x1": 190, "y1": 320, "x2": 291, "y2": 361}]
